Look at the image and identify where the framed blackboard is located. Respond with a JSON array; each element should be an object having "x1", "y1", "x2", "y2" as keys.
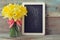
[{"x1": 22, "y1": 2, "x2": 45, "y2": 35}]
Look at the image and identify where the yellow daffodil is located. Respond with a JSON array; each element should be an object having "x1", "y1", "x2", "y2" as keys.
[{"x1": 2, "y1": 3, "x2": 28, "y2": 21}]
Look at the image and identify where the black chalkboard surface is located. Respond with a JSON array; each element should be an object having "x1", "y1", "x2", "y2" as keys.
[{"x1": 22, "y1": 3, "x2": 45, "y2": 35}]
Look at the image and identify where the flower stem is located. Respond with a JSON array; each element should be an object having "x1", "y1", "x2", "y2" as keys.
[{"x1": 10, "y1": 22, "x2": 20, "y2": 37}]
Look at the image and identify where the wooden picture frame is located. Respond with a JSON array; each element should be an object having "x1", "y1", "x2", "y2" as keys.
[{"x1": 22, "y1": 2, "x2": 45, "y2": 35}]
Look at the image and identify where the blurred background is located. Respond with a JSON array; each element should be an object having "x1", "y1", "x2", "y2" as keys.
[{"x1": 0, "y1": 0, "x2": 60, "y2": 35}]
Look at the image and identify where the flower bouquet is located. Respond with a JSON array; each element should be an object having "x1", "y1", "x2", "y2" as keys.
[{"x1": 1, "y1": 3, "x2": 27, "y2": 37}]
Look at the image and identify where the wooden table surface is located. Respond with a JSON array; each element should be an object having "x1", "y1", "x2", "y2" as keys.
[{"x1": 0, "y1": 33, "x2": 60, "y2": 40}]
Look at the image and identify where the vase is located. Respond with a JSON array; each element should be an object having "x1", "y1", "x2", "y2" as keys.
[{"x1": 9, "y1": 22, "x2": 21, "y2": 37}]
